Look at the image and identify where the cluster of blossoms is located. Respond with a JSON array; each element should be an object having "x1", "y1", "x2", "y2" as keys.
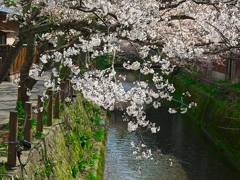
[
  {"x1": 3, "y1": 0, "x2": 208, "y2": 142},
  {"x1": 9, "y1": 0, "x2": 240, "y2": 169}
]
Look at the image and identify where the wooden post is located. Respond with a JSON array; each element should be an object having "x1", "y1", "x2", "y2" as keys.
[
  {"x1": 54, "y1": 91, "x2": 60, "y2": 119},
  {"x1": 37, "y1": 95, "x2": 43, "y2": 132},
  {"x1": 60, "y1": 81, "x2": 66, "y2": 103},
  {"x1": 66, "y1": 79, "x2": 75, "y2": 100},
  {"x1": 47, "y1": 89, "x2": 53, "y2": 126},
  {"x1": 70, "y1": 83, "x2": 74, "y2": 100},
  {"x1": 7, "y1": 111, "x2": 18, "y2": 166},
  {"x1": 65, "y1": 79, "x2": 70, "y2": 94},
  {"x1": 66, "y1": 79, "x2": 71, "y2": 102},
  {"x1": 24, "y1": 102, "x2": 32, "y2": 144}
]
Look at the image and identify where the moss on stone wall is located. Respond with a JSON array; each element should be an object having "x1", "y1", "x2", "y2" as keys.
[
  {"x1": 13, "y1": 95, "x2": 106, "y2": 179},
  {"x1": 173, "y1": 74, "x2": 240, "y2": 167}
]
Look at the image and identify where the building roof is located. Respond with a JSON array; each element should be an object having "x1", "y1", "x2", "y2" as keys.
[
  {"x1": 0, "y1": 6, "x2": 21, "y2": 16},
  {"x1": 0, "y1": 6, "x2": 14, "y2": 14}
]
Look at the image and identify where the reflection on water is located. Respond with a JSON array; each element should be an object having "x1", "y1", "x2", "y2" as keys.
[
  {"x1": 104, "y1": 70, "x2": 240, "y2": 180},
  {"x1": 103, "y1": 106, "x2": 240, "y2": 180},
  {"x1": 104, "y1": 121, "x2": 188, "y2": 180}
]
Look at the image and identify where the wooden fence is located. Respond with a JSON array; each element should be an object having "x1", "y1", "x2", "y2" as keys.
[
  {"x1": 10, "y1": 46, "x2": 39, "y2": 75},
  {"x1": 7, "y1": 80, "x2": 74, "y2": 166}
]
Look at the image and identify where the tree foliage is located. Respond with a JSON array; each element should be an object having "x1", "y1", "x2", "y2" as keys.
[{"x1": 0, "y1": 0, "x2": 238, "y2": 145}]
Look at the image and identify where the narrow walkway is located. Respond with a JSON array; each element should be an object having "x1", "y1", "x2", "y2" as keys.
[{"x1": 0, "y1": 75, "x2": 47, "y2": 128}]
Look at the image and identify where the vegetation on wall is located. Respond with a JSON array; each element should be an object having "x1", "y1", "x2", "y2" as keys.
[
  {"x1": 17, "y1": 94, "x2": 106, "y2": 179},
  {"x1": 173, "y1": 71, "x2": 240, "y2": 166}
]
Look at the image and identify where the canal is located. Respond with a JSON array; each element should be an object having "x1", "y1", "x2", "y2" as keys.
[{"x1": 103, "y1": 71, "x2": 240, "y2": 180}]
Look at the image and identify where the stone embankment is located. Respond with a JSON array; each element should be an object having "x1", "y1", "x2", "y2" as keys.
[
  {"x1": 6, "y1": 95, "x2": 107, "y2": 179},
  {"x1": 173, "y1": 72, "x2": 240, "y2": 168}
]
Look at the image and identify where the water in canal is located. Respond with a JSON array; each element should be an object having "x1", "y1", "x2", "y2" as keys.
[{"x1": 103, "y1": 71, "x2": 240, "y2": 180}]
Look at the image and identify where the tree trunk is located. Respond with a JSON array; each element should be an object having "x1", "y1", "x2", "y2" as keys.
[
  {"x1": 17, "y1": 40, "x2": 52, "y2": 107},
  {"x1": 17, "y1": 36, "x2": 36, "y2": 107}
]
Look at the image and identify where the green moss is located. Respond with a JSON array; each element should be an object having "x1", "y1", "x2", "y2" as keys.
[{"x1": 96, "y1": 136, "x2": 106, "y2": 180}]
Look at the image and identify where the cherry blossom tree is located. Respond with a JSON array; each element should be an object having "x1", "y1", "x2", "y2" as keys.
[{"x1": 0, "y1": 0, "x2": 239, "y2": 159}]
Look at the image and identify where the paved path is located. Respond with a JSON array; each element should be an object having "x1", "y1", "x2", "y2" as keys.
[{"x1": 0, "y1": 75, "x2": 47, "y2": 128}]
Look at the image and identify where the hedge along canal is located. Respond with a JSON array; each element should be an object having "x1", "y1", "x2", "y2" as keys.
[
  {"x1": 10, "y1": 95, "x2": 107, "y2": 180},
  {"x1": 172, "y1": 72, "x2": 240, "y2": 168}
]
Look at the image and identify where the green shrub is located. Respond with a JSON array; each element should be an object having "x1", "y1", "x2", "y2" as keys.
[
  {"x1": 94, "y1": 128, "x2": 105, "y2": 142},
  {"x1": 84, "y1": 170, "x2": 96, "y2": 180},
  {"x1": 71, "y1": 165, "x2": 79, "y2": 178},
  {"x1": 77, "y1": 159, "x2": 86, "y2": 171},
  {"x1": 33, "y1": 131, "x2": 44, "y2": 139},
  {"x1": 16, "y1": 101, "x2": 25, "y2": 125},
  {"x1": 0, "y1": 162, "x2": 6, "y2": 179},
  {"x1": 78, "y1": 132, "x2": 90, "y2": 148}
]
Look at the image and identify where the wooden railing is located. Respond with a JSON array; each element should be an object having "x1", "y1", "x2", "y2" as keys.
[{"x1": 7, "y1": 80, "x2": 74, "y2": 166}]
